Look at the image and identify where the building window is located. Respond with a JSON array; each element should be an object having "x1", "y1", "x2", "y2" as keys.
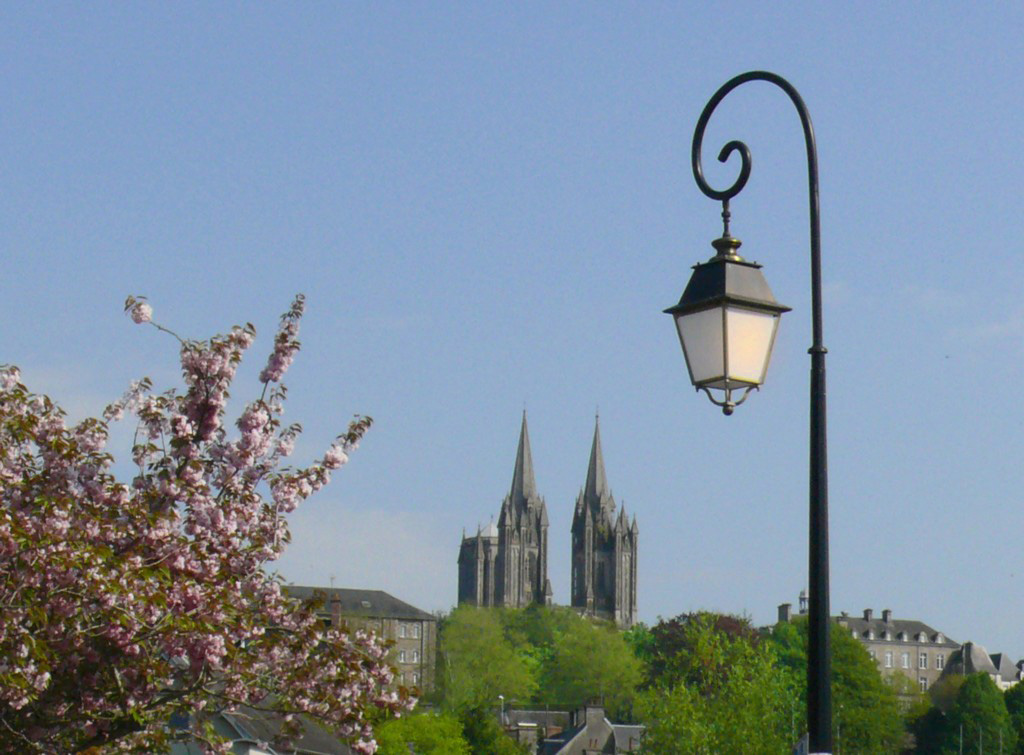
[
  {"x1": 412, "y1": 650, "x2": 420, "y2": 663},
  {"x1": 937, "y1": 654, "x2": 945, "y2": 670},
  {"x1": 398, "y1": 650, "x2": 406, "y2": 663},
  {"x1": 919, "y1": 653, "x2": 928, "y2": 669},
  {"x1": 869, "y1": 650, "x2": 876, "y2": 660},
  {"x1": 901, "y1": 652, "x2": 910, "y2": 669},
  {"x1": 412, "y1": 623, "x2": 420, "y2": 639},
  {"x1": 412, "y1": 671, "x2": 420, "y2": 685},
  {"x1": 885, "y1": 652, "x2": 893, "y2": 668},
  {"x1": 866, "y1": 630, "x2": 874, "y2": 640},
  {"x1": 398, "y1": 624, "x2": 406, "y2": 639},
  {"x1": 919, "y1": 677, "x2": 929, "y2": 692},
  {"x1": 936, "y1": 633, "x2": 944, "y2": 643}
]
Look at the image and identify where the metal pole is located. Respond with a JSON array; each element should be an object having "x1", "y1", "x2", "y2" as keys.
[{"x1": 692, "y1": 70, "x2": 830, "y2": 752}]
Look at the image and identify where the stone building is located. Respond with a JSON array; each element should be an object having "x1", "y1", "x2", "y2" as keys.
[
  {"x1": 286, "y1": 586, "x2": 437, "y2": 692},
  {"x1": 458, "y1": 413, "x2": 553, "y2": 609},
  {"x1": 571, "y1": 419, "x2": 638, "y2": 628},
  {"x1": 537, "y1": 704, "x2": 643, "y2": 754},
  {"x1": 778, "y1": 599, "x2": 959, "y2": 692},
  {"x1": 939, "y1": 641, "x2": 1022, "y2": 690}
]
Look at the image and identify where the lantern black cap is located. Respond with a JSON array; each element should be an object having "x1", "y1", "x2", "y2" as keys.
[{"x1": 664, "y1": 236, "x2": 791, "y2": 319}]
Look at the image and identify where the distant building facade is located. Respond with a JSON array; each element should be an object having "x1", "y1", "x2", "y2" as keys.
[
  {"x1": 286, "y1": 586, "x2": 437, "y2": 692},
  {"x1": 570, "y1": 420, "x2": 638, "y2": 628},
  {"x1": 458, "y1": 413, "x2": 552, "y2": 609},
  {"x1": 778, "y1": 599, "x2": 959, "y2": 692}
]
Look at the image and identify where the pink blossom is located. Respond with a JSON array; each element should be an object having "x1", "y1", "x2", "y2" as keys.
[
  {"x1": 323, "y1": 444, "x2": 348, "y2": 470},
  {"x1": 0, "y1": 366, "x2": 20, "y2": 392},
  {"x1": 128, "y1": 299, "x2": 152, "y2": 324},
  {"x1": 0, "y1": 296, "x2": 401, "y2": 754}
]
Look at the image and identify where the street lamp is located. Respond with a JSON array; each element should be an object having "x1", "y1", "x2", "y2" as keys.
[{"x1": 666, "y1": 70, "x2": 832, "y2": 753}]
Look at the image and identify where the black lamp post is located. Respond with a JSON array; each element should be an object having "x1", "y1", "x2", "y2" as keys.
[{"x1": 665, "y1": 70, "x2": 831, "y2": 753}]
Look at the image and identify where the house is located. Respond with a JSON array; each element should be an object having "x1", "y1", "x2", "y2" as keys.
[
  {"x1": 170, "y1": 705, "x2": 353, "y2": 755},
  {"x1": 778, "y1": 598, "x2": 959, "y2": 692},
  {"x1": 285, "y1": 586, "x2": 437, "y2": 692},
  {"x1": 537, "y1": 704, "x2": 643, "y2": 754},
  {"x1": 938, "y1": 641, "x2": 1022, "y2": 690}
]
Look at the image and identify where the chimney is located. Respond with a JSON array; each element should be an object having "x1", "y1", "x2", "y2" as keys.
[
  {"x1": 882, "y1": 609, "x2": 892, "y2": 623},
  {"x1": 863, "y1": 608, "x2": 873, "y2": 621},
  {"x1": 778, "y1": 603, "x2": 793, "y2": 623}
]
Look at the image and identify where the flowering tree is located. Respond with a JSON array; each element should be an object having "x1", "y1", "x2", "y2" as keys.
[{"x1": 0, "y1": 296, "x2": 411, "y2": 753}]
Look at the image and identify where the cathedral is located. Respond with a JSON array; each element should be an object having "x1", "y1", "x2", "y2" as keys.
[
  {"x1": 457, "y1": 414, "x2": 638, "y2": 628},
  {"x1": 457, "y1": 413, "x2": 552, "y2": 609}
]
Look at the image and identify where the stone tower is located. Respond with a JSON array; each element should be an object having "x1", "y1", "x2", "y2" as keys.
[
  {"x1": 570, "y1": 418, "x2": 638, "y2": 628},
  {"x1": 458, "y1": 413, "x2": 552, "y2": 608}
]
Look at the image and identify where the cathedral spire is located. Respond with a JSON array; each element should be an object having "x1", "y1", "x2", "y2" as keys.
[
  {"x1": 509, "y1": 411, "x2": 538, "y2": 502},
  {"x1": 584, "y1": 415, "x2": 609, "y2": 502}
]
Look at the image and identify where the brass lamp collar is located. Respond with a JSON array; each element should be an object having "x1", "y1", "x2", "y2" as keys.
[{"x1": 711, "y1": 235, "x2": 745, "y2": 262}]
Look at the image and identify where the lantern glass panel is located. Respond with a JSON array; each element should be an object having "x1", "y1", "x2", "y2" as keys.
[
  {"x1": 724, "y1": 306, "x2": 779, "y2": 385},
  {"x1": 674, "y1": 307, "x2": 724, "y2": 386}
]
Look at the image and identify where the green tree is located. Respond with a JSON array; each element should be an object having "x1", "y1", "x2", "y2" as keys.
[
  {"x1": 622, "y1": 621, "x2": 654, "y2": 665},
  {"x1": 538, "y1": 613, "x2": 642, "y2": 719},
  {"x1": 636, "y1": 614, "x2": 798, "y2": 753},
  {"x1": 437, "y1": 606, "x2": 537, "y2": 713},
  {"x1": 459, "y1": 706, "x2": 530, "y2": 755},
  {"x1": 940, "y1": 673, "x2": 1016, "y2": 755},
  {"x1": 375, "y1": 712, "x2": 471, "y2": 755},
  {"x1": 1005, "y1": 681, "x2": 1024, "y2": 754},
  {"x1": 642, "y1": 612, "x2": 760, "y2": 688},
  {"x1": 767, "y1": 618, "x2": 906, "y2": 753}
]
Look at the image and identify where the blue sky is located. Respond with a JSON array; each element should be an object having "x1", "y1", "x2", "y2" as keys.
[{"x1": 3, "y1": 4, "x2": 1023, "y2": 661}]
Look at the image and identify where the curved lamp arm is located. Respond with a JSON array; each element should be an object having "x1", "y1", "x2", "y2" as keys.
[
  {"x1": 690, "y1": 70, "x2": 824, "y2": 352},
  {"x1": 691, "y1": 70, "x2": 831, "y2": 754}
]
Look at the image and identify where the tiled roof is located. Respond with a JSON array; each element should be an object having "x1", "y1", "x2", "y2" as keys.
[
  {"x1": 285, "y1": 586, "x2": 435, "y2": 622},
  {"x1": 836, "y1": 615, "x2": 957, "y2": 646}
]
